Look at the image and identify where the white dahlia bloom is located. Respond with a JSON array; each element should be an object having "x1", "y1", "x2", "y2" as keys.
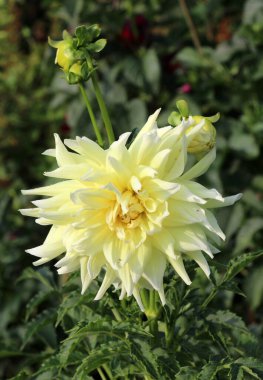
[{"x1": 20, "y1": 110, "x2": 241, "y2": 310}]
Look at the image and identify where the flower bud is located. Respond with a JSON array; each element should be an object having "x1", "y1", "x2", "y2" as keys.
[
  {"x1": 55, "y1": 40, "x2": 75, "y2": 70},
  {"x1": 186, "y1": 115, "x2": 217, "y2": 154}
]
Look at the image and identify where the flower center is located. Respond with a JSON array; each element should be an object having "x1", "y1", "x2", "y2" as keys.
[
  {"x1": 106, "y1": 189, "x2": 146, "y2": 239},
  {"x1": 118, "y1": 190, "x2": 144, "y2": 225}
]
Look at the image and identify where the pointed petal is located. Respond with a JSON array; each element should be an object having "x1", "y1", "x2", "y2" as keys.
[
  {"x1": 94, "y1": 268, "x2": 116, "y2": 300},
  {"x1": 181, "y1": 147, "x2": 216, "y2": 180},
  {"x1": 205, "y1": 193, "x2": 242, "y2": 209},
  {"x1": 187, "y1": 251, "x2": 210, "y2": 278},
  {"x1": 169, "y1": 255, "x2": 191, "y2": 285}
]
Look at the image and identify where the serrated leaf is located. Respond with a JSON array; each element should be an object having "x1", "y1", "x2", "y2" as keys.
[
  {"x1": 242, "y1": 366, "x2": 262, "y2": 379},
  {"x1": 59, "y1": 338, "x2": 81, "y2": 368},
  {"x1": 207, "y1": 310, "x2": 247, "y2": 331},
  {"x1": 17, "y1": 267, "x2": 55, "y2": 290},
  {"x1": 131, "y1": 339, "x2": 162, "y2": 379},
  {"x1": 33, "y1": 355, "x2": 60, "y2": 377},
  {"x1": 66, "y1": 319, "x2": 152, "y2": 342},
  {"x1": 73, "y1": 341, "x2": 127, "y2": 379},
  {"x1": 22, "y1": 308, "x2": 57, "y2": 349},
  {"x1": 25, "y1": 289, "x2": 58, "y2": 321},
  {"x1": 221, "y1": 251, "x2": 263, "y2": 284},
  {"x1": 235, "y1": 358, "x2": 263, "y2": 373},
  {"x1": 197, "y1": 361, "x2": 221, "y2": 380}
]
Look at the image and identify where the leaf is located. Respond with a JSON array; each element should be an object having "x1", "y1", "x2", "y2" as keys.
[
  {"x1": 8, "y1": 371, "x2": 30, "y2": 380},
  {"x1": 66, "y1": 319, "x2": 152, "y2": 341},
  {"x1": 244, "y1": 265, "x2": 263, "y2": 309},
  {"x1": 17, "y1": 267, "x2": 55, "y2": 290},
  {"x1": 225, "y1": 203, "x2": 245, "y2": 240},
  {"x1": 142, "y1": 48, "x2": 161, "y2": 93},
  {"x1": 73, "y1": 341, "x2": 128, "y2": 379},
  {"x1": 229, "y1": 133, "x2": 259, "y2": 159},
  {"x1": 130, "y1": 339, "x2": 162, "y2": 379},
  {"x1": 206, "y1": 310, "x2": 247, "y2": 331},
  {"x1": 242, "y1": 366, "x2": 262, "y2": 379},
  {"x1": 235, "y1": 358, "x2": 263, "y2": 373},
  {"x1": 88, "y1": 38, "x2": 107, "y2": 53},
  {"x1": 197, "y1": 361, "x2": 221, "y2": 380},
  {"x1": 25, "y1": 289, "x2": 58, "y2": 321},
  {"x1": 220, "y1": 251, "x2": 263, "y2": 284},
  {"x1": 176, "y1": 100, "x2": 189, "y2": 117},
  {"x1": 234, "y1": 218, "x2": 263, "y2": 254},
  {"x1": 22, "y1": 308, "x2": 57, "y2": 349}
]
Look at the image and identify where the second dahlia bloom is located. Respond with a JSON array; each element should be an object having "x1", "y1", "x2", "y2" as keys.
[{"x1": 20, "y1": 111, "x2": 241, "y2": 310}]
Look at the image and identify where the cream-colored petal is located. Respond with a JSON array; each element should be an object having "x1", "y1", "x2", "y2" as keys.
[
  {"x1": 204, "y1": 193, "x2": 242, "y2": 209},
  {"x1": 181, "y1": 147, "x2": 216, "y2": 180},
  {"x1": 143, "y1": 250, "x2": 166, "y2": 291},
  {"x1": 168, "y1": 255, "x2": 191, "y2": 285},
  {"x1": 94, "y1": 268, "x2": 116, "y2": 300},
  {"x1": 186, "y1": 251, "x2": 210, "y2": 278},
  {"x1": 54, "y1": 134, "x2": 83, "y2": 166}
]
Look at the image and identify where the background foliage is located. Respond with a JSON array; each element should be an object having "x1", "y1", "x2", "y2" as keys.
[{"x1": 1, "y1": 0, "x2": 263, "y2": 379}]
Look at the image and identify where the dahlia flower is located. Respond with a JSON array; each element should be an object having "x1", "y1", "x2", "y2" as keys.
[{"x1": 20, "y1": 110, "x2": 241, "y2": 310}]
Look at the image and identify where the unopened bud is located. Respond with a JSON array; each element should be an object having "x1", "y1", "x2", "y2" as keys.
[{"x1": 186, "y1": 116, "x2": 217, "y2": 154}]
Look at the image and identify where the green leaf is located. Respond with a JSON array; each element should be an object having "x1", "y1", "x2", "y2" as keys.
[
  {"x1": 244, "y1": 265, "x2": 263, "y2": 309},
  {"x1": 206, "y1": 112, "x2": 220, "y2": 123},
  {"x1": 176, "y1": 100, "x2": 189, "y2": 118},
  {"x1": 25, "y1": 289, "x2": 58, "y2": 321},
  {"x1": 225, "y1": 203, "x2": 245, "y2": 241},
  {"x1": 17, "y1": 267, "x2": 55, "y2": 291},
  {"x1": 130, "y1": 339, "x2": 162, "y2": 379},
  {"x1": 168, "y1": 111, "x2": 181, "y2": 126},
  {"x1": 75, "y1": 24, "x2": 101, "y2": 46},
  {"x1": 73, "y1": 341, "x2": 128, "y2": 379},
  {"x1": 229, "y1": 133, "x2": 259, "y2": 159},
  {"x1": 8, "y1": 371, "x2": 30, "y2": 380},
  {"x1": 22, "y1": 308, "x2": 57, "y2": 349},
  {"x1": 235, "y1": 358, "x2": 263, "y2": 373},
  {"x1": 221, "y1": 251, "x2": 263, "y2": 284},
  {"x1": 88, "y1": 38, "x2": 107, "y2": 53},
  {"x1": 177, "y1": 47, "x2": 203, "y2": 67},
  {"x1": 66, "y1": 319, "x2": 152, "y2": 341},
  {"x1": 206, "y1": 310, "x2": 247, "y2": 332},
  {"x1": 197, "y1": 362, "x2": 221, "y2": 380},
  {"x1": 142, "y1": 48, "x2": 160, "y2": 93},
  {"x1": 234, "y1": 218, "x2": 263, "y2": 254}
]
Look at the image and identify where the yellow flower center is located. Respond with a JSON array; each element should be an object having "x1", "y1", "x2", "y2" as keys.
[
  {"x1": 117, "y1": 190, "x2": 145, "y2": 225},
  {"x1": 106, "y1": 190, "x2": 145, "y2": 236}
]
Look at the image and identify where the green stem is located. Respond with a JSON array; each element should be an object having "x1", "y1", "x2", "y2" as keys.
[
  {"x1": 178, "y1": 0, "x2": 203, "y2": 54},
  {"x1": 201, "y1": 287, "x2": 217, "y2": 309},
  {"x1": 108, "y1": 298, "x2": 122, "y2": 322},
  {"x1": 97, "y1": 367, "x2": 107, "y2": 380},
  {"x1": 88, "y1": 58, "x2": 115, "y2": 145},
  {"x1": 79, "y1": 82, "x2": 104, "y2": 147},
  {"x1": 102, "y1": 363, "x2": 113, "y2": 379}
]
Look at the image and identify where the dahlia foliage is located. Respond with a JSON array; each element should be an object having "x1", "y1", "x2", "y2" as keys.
[{"x1": 20, "y1": 110, "x2": 241, "y2": 310}]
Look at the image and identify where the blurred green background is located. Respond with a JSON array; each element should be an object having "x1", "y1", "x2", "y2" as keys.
[{"x1": 1, "y1": 0, "x2": 263, "y2": 378}]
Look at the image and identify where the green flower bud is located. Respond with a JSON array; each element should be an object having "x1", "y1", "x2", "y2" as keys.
[
  {"x1": 48, "y1": 25, "x2": 107, "y2": 85},
  {"x1": 186, "y1": 115, "x2": 217, "y2": 154},
  {"x1": 48, "y1": 34, "x2": 75, "y2": 71}
]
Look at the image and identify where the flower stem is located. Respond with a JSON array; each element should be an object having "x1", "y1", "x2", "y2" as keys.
[
  {"x1": 97, "y1": 367, "x2": 107, "y2": 380},
  {"x1": 178, "y1": 0, "x2": 203, "y2": 54},
  {"x1": 87, "y1": 57, "x2": 115, "y2": 145},
  {"x1": 79, "y1": 82, "x2": 104, "y2": 147}
]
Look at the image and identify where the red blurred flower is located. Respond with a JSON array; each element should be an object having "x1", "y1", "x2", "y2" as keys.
[
  {"x1": 179, "y1": 83, "x2": 192, "y2": 94},
  {"x1": 120, "y1": 15, "x2": 149, "y2": 48}
]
